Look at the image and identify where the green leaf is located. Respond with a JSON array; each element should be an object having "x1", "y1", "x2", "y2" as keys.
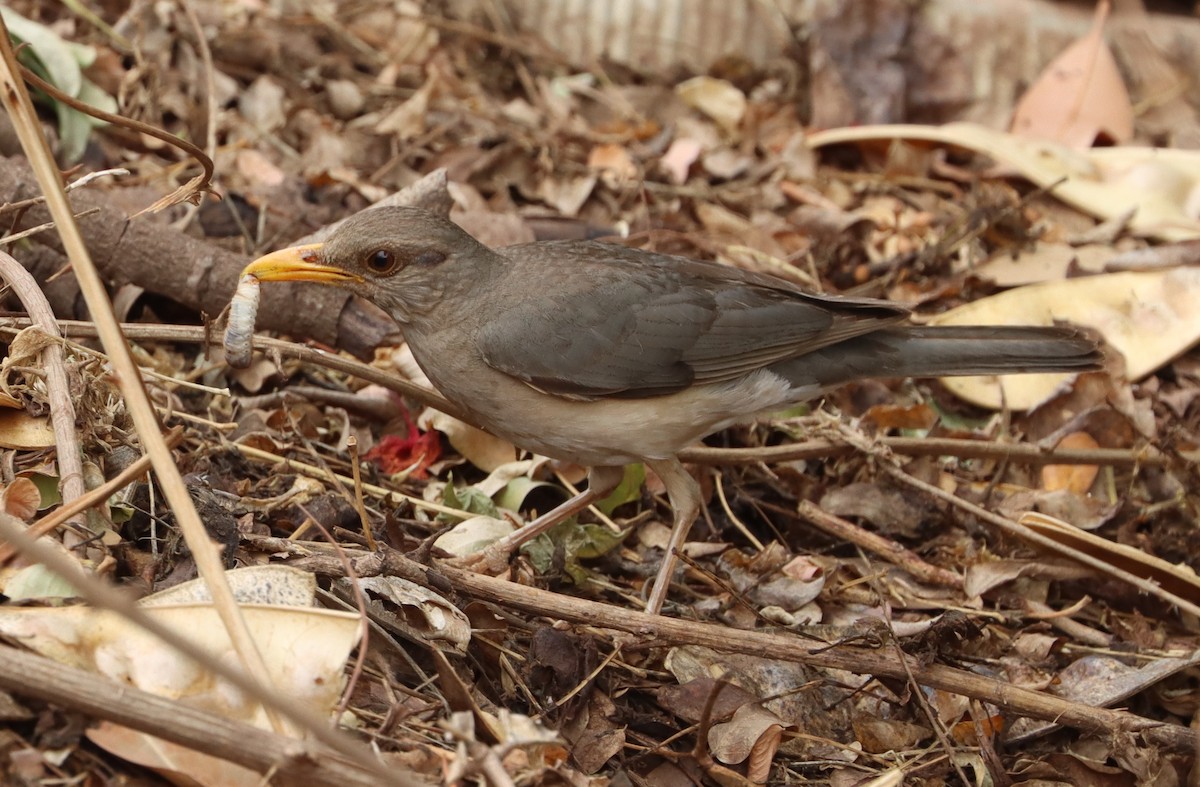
[
  {"x1": 22, "y1": 472, "x2": 60, "y2": 510},
  {"x1": 2, "y1": 8, "x2": 85, "y2": 96},
  {"x1": 494, "y1": 475, "x2": 561, "y2": 513},
  {"x1": 4, "y1": 564, "x2": 76, "y2": 601},
  {"x1": 440, "y1": 476, "x2": 500, "y2": 521},
  {"x1": 2, "y1": 7, "x2": 116, "y2": 162},
  {"x1": 521, "y1": 519, "x2": 627, "y2": 583},
  {"x1": 595, "y1": 464, "x2": 645, "y2": 515}
]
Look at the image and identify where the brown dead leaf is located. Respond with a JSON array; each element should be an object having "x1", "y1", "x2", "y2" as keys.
[
  {"x1": 852, "y1": 718, "x2": 932, "y2": 753},
  {"x1": 820, "y1": 482, "x2": 928, "y2": 539},
  {"x1": 1, "y1": 478, "x2": 41, "y2": 521},
  {"x1": 708, "y1": 703, "x2": 791, "y2": 767},
  {"x1": 1020, "y1": 511, "x2": 1200, "y2": 607},
  {"x1": 87, "y1": 722, "x2": 263, "y2": 787},
  {"x1": 949, "y1": 714, "x2": 1004, "y2": 746},
  {"x1": 860, "y1": 402, "x2": 937, "y2": 430},
  {"x1": 587, "y1": 143, "x2": 638, "y2": 183},
  {"x1": 1010, "y1": 1, "x2": 1133, "y2": 148},
  {"x1": 1041, "y1": 432, "x2": 1101, "y2": 493}
]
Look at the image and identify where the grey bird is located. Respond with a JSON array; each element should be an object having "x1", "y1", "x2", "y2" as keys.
[{"x1": 240, "y1": 206, "x2": 1101, "y2": 614}]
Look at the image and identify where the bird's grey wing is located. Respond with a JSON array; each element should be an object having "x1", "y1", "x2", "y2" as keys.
[{"x1": 477, "y1": 245, "x2": 907, "y2": 399}]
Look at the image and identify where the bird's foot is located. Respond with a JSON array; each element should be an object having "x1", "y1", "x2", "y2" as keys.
[{"x1": 443, "y1": 542, "x2": 514, "y2": 575}]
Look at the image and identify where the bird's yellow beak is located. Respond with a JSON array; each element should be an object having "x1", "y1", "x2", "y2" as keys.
[{"x1": 241, "y1": 243, "x2": 363, "y2": 284}]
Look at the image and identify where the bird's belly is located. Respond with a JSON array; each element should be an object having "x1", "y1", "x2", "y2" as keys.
[{"x1": 434, "y1": 365, "x2": 799, "y2": 467}]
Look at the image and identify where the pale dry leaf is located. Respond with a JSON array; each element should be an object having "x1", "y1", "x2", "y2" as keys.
[
  {"x1": 675, "y1": 76, "x2": 746, "y2": 135},
  {"x1": 852, "y1": 718, "x2": 932, "y2": 753},
  {"x1": 238, "y1": 75, "x2": 286, "y2": 132},
  {"x1": 375, "y1": 74, "x2": 435, "y2": 140},
  {"x1": 1010, "y1": 0, "x2": 1133, "y2": 148},
  {"x1": 1006, "y1": 650, "x2": 1200, "y2": 744},
  {"x1": 433, "y1": 515, "x2": 514, "y2": 557},
  {"x1": 227, "y1": 356, "x2": 276, "y2": 394},
  {"x1": 0, "y1": 603, "x2": 361, "y2": 728},
  {"x1": 2, "y1": 564, "x2": 78, "y2": 600},
  {"x1": 962, "y1": 558, "x2": 1094, "y2": 599},
  {"x1": 708, "y1": 703, "x2": 790, "y2": 765},
  {"x1": 660, "y1": 137, "x2": 704, "y2": 184},
  {"x1": 5, "y1": 325, "x2": 56, "y2": 368},
  {"x1": 932, "y1": 268, "x2": 1200, "y2": 409},
  {"x1": 420, "y1": 408, "x2": 517, "y2": 473},
  {"x1": 535, "y1": 173, "x2": 597, "y2": 217},
  {"x1": 702, "y1": 148, "x2": 753, "y2": 180},
  {"x1": 335, "y1": 575, "x2": 471, "y2": 655},
  {"x1": 973, "y1": 244, "x2": 1115, "y2": 287},
  {"x1": 142, "y1": 565, "x2": 318, "y2": 607},
  {"x1": 808, "y1": 123, "x2": 1200, "y2": 241},
  {"x1": 1012, "y1": 632, "x2": 1063, "y2": 660},
  {"x1": 234, "y1": 149, "x2": 285, "y2": 190}
]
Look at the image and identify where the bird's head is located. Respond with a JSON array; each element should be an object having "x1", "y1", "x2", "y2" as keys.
[{"x1": 241, "y1": 206, "x2": 496, "y2": 324}]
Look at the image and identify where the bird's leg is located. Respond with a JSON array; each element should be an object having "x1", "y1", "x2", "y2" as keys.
[
  {"x1": 461, "y1": 465, "x2": 625, "y2": 572},
  {"x1": 643, "y1": 458, "x2": 701, "y2": 615}
]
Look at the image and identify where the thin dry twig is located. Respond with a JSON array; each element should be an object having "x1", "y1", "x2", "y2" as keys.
[
  {"x1": 0, "y1": 510, "x2": 413, "y2": 785},
  {"x1": 826, "y1": 420, "x2": 1200, "y2": 619},
  {"x1": 795, "y1": 500, "x2": 963, "y2": 589},
  {"x1": 0, "y1": 17, "x2": 287, "y2": 738},
  {"x1": 18, "y1": 64, "x2": 214, "y2": 212},
  {"x1": 0, "y1": 644, "x2": 387, "y2": 787},
  {"x1": 0, "y1": 251, "x2": 85, "y2": 529},
  {"x1": 340, "y1": 547, "x2": 1189, "y2": 752},
  {"x1": 0, "y1": 426, "x2": 185, "y2": 566}
]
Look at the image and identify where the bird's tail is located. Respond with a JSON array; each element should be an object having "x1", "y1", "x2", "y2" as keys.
[{"x1": 775, "y1": 325, "x2": 1103, "y2": 391}]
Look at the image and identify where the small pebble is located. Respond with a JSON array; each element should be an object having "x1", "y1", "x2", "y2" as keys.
[{"x1": 326, "y1": 79, "x2": 365, "y2": 120}]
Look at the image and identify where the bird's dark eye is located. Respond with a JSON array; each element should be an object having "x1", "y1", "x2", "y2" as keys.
[{"x1": 365, "y1": 249, "x2": 396, "y2": 274}]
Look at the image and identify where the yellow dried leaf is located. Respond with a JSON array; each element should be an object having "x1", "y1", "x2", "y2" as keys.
[
  {"x1": 808, "y1": 123, "x2": 1200, "y2": 242},
  {"x1": 0, "y1": 410, "x2": 56, "y2": 450},
  {"x1": 931, "y1": 268, "x2": 1200, "y2": 409}
]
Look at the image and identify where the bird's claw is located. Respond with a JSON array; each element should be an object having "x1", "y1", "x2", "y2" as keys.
[{"x1": 444, "y1": 542, "x2": 513, "y2": 574}]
